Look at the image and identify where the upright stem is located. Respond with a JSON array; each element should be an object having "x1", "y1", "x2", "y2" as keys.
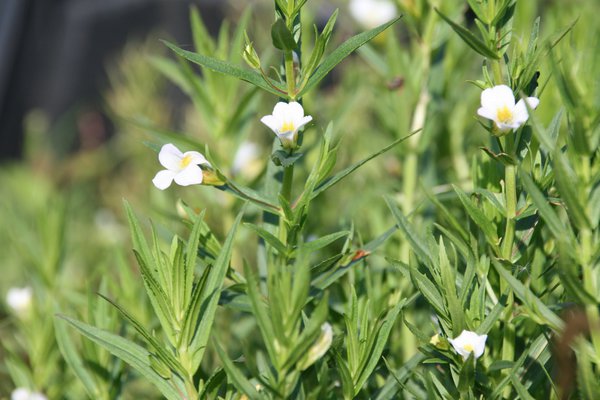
[
  {"x1": 492, "y1": 57, "x2": 516, "y2": 395},
  {"x1": 501, "y1": 138, "x2": 517, "y2": 261}
]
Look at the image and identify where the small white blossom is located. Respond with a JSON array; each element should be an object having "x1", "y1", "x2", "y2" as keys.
[
  {"x1": 260, "y1": 102, "x2": 312, "y2": 149},
  {"x1": 298, "y1": 323, "x2": 333, "y2": 370},
  {"x1": 449, "y1": 330, "x2": 488, "y2": 361},
  {"x1": 6, "y1": 287, "x2": 32, "y2": 315},
  {"x1": 477, "y1": 84, "x2": 539, "y2": 132},
  {"x1": 350, "y1": 0, "x2": 397, "y2": 30},
  {"x1": 232, "y1": 141, "x2": 261, "y2": 176},
  {"x1": 11, "y1": 388, "x2": 47, "y2": 400},
  {"x1": 152, "y1": 143, "x2": 210, "y2": 190}
]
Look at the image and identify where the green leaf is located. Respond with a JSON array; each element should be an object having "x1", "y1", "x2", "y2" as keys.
[
  {"x1": 298, "y1": 16, "x2": 402, "y2": 96},
  {"x1": 188, "y1": 208, "x2": 245, "y2": 370},
  {"x1": 453, "y1": 186, "x2": 500, "y2": 253},
  {"x1": 185, "y1": 211, "x2": 205, "y2": 308},
  {"x1": 54, "y1": 317, "x2": 101, "y2": 399},
  {"x1": 386, "y1": 198, "x2": 435, "y2": 267},
  {"x1": 56, "y1": 315, "x2": 183, "y2": 400},
  {"x1": 438, "y1": 238, "x2": 464, "y2": 334},
  {"x1": 298, "y1": 231, "x2": 349, "y2": 253},
  {"x1": 245, "y1": 222, "x2": 288, "y2": 255},
  {"x1": 354, "y1": 299, "x2": 405, "y2": 394},
  {"x1": 311, "y1": 129, "x2": 420, "y2": 200},
  {"x1": 434, "y1": 8, "x2": 500, "y2": 59},
  {"x1": 220, "y1": 181, "x2": 280, "y2": 214},
  {"x1": 97, "y1": 294, "x2": 186, "y2": 377},
  {"x1": 213, "y1": 339, "x2": 261, "y2": 399},
  {"x1": 334, "y1": 351, "x2": 355, "y2": 400},
  {"x1": 520, "y1": 171, "x2": 575, "y2": 245},
  {"x1": 271, "y1": 150, "x2": 304, "y2": 167},
  {"x1": 457, "y1": 354, "x2": 475, "y2": 394},
  {"x1": 123, "y1": 200, "x2": 153, "y2": 274},
  {"x1": 492, "y1": 261, "x2": 564, "y2": 331},
  {"x1": 162, "y1": 41, "x2": 286, "y2": 97},
  {"x1": 244, "y1": 262, "x2": 277, "y2": 363},
  {"x1": 271, "y1": 18, "x2": 297, "y2": 51},
  {"x1": 552, "y1": 150, "x2": 590, "y2": 230}
]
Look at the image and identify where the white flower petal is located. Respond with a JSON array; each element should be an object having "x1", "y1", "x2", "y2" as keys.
[
  {"x1": 260, "y1": 115, "x2": 280, "y2": 134},
  {"x1": 512, "y1": 100, "x2": 529, "y2": 125},
  {"x1": 481, "y1": 85, "x2": 515, "y2": 112},
  {"x1": 525, "y1": 96, "x2": 540, "y2": 110},
  {"x1": 6, "y1": 287, "x2": 32, "y2": 313},
  {"x1": 287, "y1": 101, "x2": 306, "y2": 119},
  {"x1": 183, "y1": 151, "x2": 210, "y2": 166},
  {"x1": 512, "y1": 97, "x2": 539, "y2": 124},
  {"x1": 174, "y1": 164, "x2": 203, "y2": 186},
  {"x1": 158, "y1": 144, "x2": 183, "y2": 170},
  {"x1": 476, "y1": 107, "x2": 497, "y2": 121},
  {"x1": 12, "y1": 388, "x2": 31, "y2": 400},
  {"x1": 449, "y1": 330, "x2": 487, "y2": 361},
  {"x1": 152, "y1": 170, "x2": 176, "y2": 190},
  {"x1": 296, "y1": 115, "x2": 313, "y2": 131},
  {"x1": 350, "y1": 0, "x2": 396, "y2": 29},
  {"x1": 272, "y1": 102, "x2": 290, "y2": 119},
  {"x1": 232, "y1": 142, "x2": 260, "y2": 174}
]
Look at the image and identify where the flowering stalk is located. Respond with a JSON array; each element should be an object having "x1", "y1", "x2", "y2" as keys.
[{"x1": 492, "y1": 56, "x2": 517, "y2": 392}]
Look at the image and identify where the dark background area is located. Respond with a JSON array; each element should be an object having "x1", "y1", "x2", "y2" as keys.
[{"x1": 0, "y1": 0, "x2": 226, "y2": 160}]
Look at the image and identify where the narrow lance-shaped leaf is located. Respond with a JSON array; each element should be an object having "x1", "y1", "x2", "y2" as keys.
[
  {"x1": 162, "y1": 41, "x2": 286, "y2": 97},
  {"x1": 453, "y1": 185, "x2": 501, "y2": 254},
  {"x1": 298, "y1": 16, "x2": 402, "y2": 96},
  {"x1": 213, "y1": 338, "x2": 261, "y2": 400},
  {"x1": 492, "y1": 261, "x2": 564, "y2": 331},
  {"x1": 311, "y1": 129, "x2": 420, "y2": 200},
  {"x1": 354, "y1": 298, "x2": 405, "y2": 394},
  {"x1": 188, "y1": 208, "x2": 245, "y2": 370},
  {"x1": 56, "y1": 315, "x2": 184, "y2": 400},
  {"x1": 434, "y1": 8, "x2": 500, "y2": 60},
  {"x1": 519, "y1": 170, "x2": 576, "y2": 245},
  {"x1": 54, "y1": 317, "x2": 101, "y2": 399}
]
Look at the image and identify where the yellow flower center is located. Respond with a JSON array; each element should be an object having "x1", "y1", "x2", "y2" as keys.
[
  {"x1": 463, "y1": 344, "x2": 474, "y2": 353},
  {"x1": 180, "y1": 155, "x2": 193, "y2": 168},
  {"x1": 281, "y1": 121, "x2": 295, "y2": 133},
  {"x1": 496, "y1": 105, "x2": 513, "y2": 123}
]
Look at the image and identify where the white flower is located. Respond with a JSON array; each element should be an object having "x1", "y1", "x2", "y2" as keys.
[
  {"x1": 232, "y1": 141, "x2": 260, "y2": 176},
  {"x1": 448, "y1": 330, "x2": 488, "y2": 361},
  {"x1": 6, "y1": 287, "x2": 32, "y2": 315},
  {"x1": 477, "y1": 84, "x2": 539, "y2": 132},
  {"x1": 152, "y1": 143, "x2": 210, "y2": 190},
  {"x1": 298, "y1": 323, "x2": 333, "y2": 370},
  {"x1": 350, "y1": 0, "x2": 397, "y2": 30},
  {"x1": 260, "y1": 102, "x2": 312, "y2": 148},
  {"x1": 11, "y1": 388, "x2": 47, "y2": 400}
]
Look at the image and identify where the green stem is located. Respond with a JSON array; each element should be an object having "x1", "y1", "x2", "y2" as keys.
[
  {"x1": 492, "y1": 58, "x2": 516, "y2": 394},
  {"x1": 581, "y1": 228, "x2": 600, "y2": 358},
  {"x1": 285, "y1": 50, "x2": 296, "y2": 99}
]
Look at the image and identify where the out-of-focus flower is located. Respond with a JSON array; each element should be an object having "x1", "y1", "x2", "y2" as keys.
[
  {"x1": 429, "y1": 333, "x2": 450, "y2": 351},
  {"x1": 349, "y1": 0, "x2": 397, "y2": 30},
  {"x1": 152, "y1": 143, "x2": 211, "y2": 190},
  {"x1": 449, "y1": 330, "x2": 488, "y2": 361},
  {"x1": 477, "y1": 84, "x2": 539, "y2": 133},
  {"x1": 11, "y1": 388, "x2": 47, "y2": 400},
  {"x1": 6, "y1": 287, "x2": 32, "y2": 315},
  {"x1": 298, "y1": 323, "x2": 333, "y2": 370},
  {"x1": 260, "y1": 102, "x2": 312, "y2": 149},
  {"x1": 232, "y1": 141, "x2": 261, "y2": 177}
]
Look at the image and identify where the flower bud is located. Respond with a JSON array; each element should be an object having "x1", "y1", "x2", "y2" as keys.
[{"x1": 243, "y1": 32, "x2": 261, "y2": 70}]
